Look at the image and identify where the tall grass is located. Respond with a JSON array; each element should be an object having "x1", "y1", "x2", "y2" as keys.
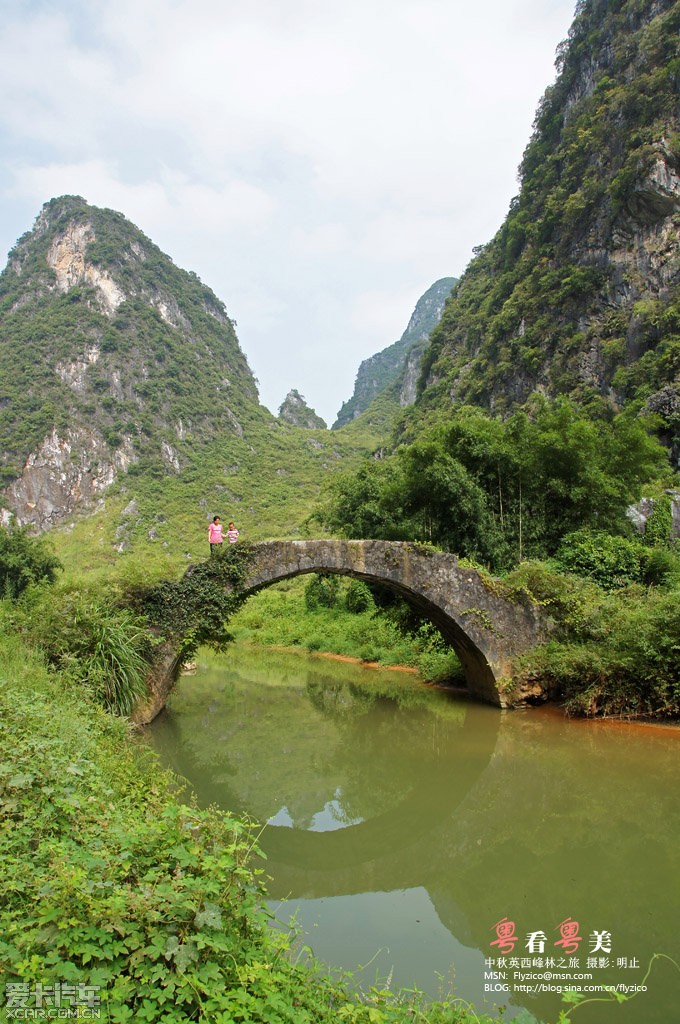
[{"x1": 11, "y1": 585, "x2": 151, "y2": 716}]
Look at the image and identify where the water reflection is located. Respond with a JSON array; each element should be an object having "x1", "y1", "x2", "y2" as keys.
[{"x1": 145, "y1": 647, "x2": 680, "y2": 1024}]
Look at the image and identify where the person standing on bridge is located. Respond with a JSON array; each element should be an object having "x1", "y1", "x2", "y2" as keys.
[
  {"x1": 226, "y1": 521, "x2": 239, "y2": 544},
  {"x1": 208, "y1": 515, "x2": 223, "y2": 555}
]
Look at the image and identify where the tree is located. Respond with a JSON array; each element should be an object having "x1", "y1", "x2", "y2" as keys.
[{"x1": 0, "y1": 525, "x2": 62, "y2": 599}]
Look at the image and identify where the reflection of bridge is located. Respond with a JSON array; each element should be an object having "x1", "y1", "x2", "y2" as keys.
[
  {"x1": 151, "y1": 676, "x2": 500, "y2": 901},
  {"x1": 135, "y1": 540, "x2": 549, "y2": 724}
]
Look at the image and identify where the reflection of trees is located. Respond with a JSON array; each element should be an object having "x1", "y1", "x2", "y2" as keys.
[{"x1": 305, "y1": 679, "x2": 375, "y2": 720}]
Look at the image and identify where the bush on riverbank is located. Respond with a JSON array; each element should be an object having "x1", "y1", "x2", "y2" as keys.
[
  {"x1": 0, "y1": 617, "x2": 496, "y2": 1024},
  {"x1": 4, "y1": 580, "x2": 153, "y2": 716},
  {"x1": 506, "y1": 561, "x2": 680, "y2": 717}
]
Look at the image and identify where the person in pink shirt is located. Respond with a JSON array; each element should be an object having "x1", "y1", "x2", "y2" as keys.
[
  {"x1": 226, "y1": 521, "x2": 239, "y2": 544},
  {"x1": 208, "y1": 516, "x2": 223, "y2": 555}
]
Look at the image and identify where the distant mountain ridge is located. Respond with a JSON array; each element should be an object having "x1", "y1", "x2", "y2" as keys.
[
  {"x1": 332, "y1": 277, "x2": 456, "y2": 429},
  {"x1": 278, "y1": 389, "x2": 327, "y2": 429}
]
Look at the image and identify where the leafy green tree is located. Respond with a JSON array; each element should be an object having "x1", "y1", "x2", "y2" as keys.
[
  {"x1": 0, "y1": 525, "x2": 62, "y2": 599},
  {"x1": 317, "y1": 396, "x2": 669, "y2": 570},
  {"x1": 318, "y1": 459, "x2": 406, "y2": 539},
  {"x1": 397, "y1": 438, "x2": 500, "y2": 560}
]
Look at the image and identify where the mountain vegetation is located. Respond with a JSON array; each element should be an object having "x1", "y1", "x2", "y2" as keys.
[{"x1": 418, "y1": 0, "x2": 679, "y2": 443}]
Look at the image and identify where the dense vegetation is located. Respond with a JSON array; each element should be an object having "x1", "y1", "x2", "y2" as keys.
[
  {"x1": 316, "y1": 395, "x2": 680, "y2": 715},
  {"x1": 505, "y1": 559, "x2": 680, "y2": 716},
  {"x1": 318, "y1": 397, "x2": 670, "y2": 567}
]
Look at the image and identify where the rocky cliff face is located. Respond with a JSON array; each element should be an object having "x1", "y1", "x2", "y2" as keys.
[
  {"x1": 418, "y1": 0, "x2": 679, "y2": 436},
  {"x1": 0, "y1": 196, "x2": 259, "y2": 528},
  {"x1": 333, "y1": 277, "x2": 456, "y2": 428},
  {"x1": 0, "y1": 427, "x2": 136, "y2": 530},
  {"x1": 278, "y1": 389, "x2": 327, "y2": 429},
  {"x1": 46, "y1": 220, "x2": 126, "y2": 315}
]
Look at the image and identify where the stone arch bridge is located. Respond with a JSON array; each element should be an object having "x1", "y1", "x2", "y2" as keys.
[{"x1": 134, "y1": 540, "x2": 550, "y2": 724}]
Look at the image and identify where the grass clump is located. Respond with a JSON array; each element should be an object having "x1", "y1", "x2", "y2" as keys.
[{"x1": 6, "y1": 582, "x2": 152, "y2": 717}]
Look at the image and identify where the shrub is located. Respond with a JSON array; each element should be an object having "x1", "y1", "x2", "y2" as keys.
[
  {"x1": 513, "y1": 584, "x2": 680, "y2": 717},
  {"x1": 20, "y1": 588, "x2": 151, "y2": 716},
  {"x1": 640, "y1": 546, "x2": 680, "y2": 588},
  {"x1": 644, "y1": 493, "x2": 674, "y2": 546},
  {"x1": 345, "y1": 580, "x2": 375, "y2": 614},
  {"x1": 131, "y1": 549, "x2": 252, "y2": 659},
  {"x1": 0, "y1": 524, "x2": 62, "y2": 599},
  {"x1": 304, "y1": 573, "x2": 341, "y2": 610},
  {"x1": 554, "y1": 530, "x2": 642, "y2": 589}
]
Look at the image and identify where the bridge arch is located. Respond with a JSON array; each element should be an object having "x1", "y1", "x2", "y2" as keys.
[{"x1": 134, "y1": 540, "x2": 549, "y2": 725}]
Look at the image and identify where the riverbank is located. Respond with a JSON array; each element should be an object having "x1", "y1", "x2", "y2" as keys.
[
  {"x1": 0, "y1": 624, "x2": 498, "y2": 1024},
  {"x1": 233, "y1": 640, "x2": 423, "y2": 675},
  {"x1": 534, "y1": 701, "x2": 680, "y2": 734}
]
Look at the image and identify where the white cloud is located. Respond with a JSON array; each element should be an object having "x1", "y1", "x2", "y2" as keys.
[{"x1": 0, "y1": 0, "x2": 578, "y2": 424}]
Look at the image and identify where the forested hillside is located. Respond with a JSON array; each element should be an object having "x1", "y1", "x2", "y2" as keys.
[
  {"x1": 0, "y1": 197, "x2": 384, "y2": 551},
  {"x1": 418, "y1": 0, "x2": 678, "y2": 448}
]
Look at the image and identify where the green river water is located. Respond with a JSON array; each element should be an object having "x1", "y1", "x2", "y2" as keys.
[{"x1": 144, "y1": 646, "x2": 680, "y2": 1024}]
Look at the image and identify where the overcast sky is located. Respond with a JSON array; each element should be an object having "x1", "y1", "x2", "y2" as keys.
[{"x1": 0, "y1": 0, "x2": 577, "y2": 425}]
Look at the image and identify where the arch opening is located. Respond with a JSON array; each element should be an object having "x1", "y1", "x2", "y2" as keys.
[{"x1": 239, "y1": 564, "x2": 492, "y2": 699}]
